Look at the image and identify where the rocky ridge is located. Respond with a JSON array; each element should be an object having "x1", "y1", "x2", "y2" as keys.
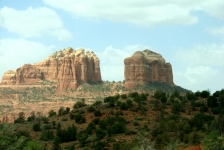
[
  {"x1": 1, "y1": 47, "x2": 102, "y2": 90},
  {"x1": 124, "y1": 49, "x2": 173, "y2": 89}
]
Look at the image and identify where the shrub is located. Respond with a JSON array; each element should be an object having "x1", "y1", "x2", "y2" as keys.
[
  {"x1": 120, "y1": 102, "x2": 129, "y2": 110},
  {"x1": 104, "y1": 96, "x2": 117, "y2": 107},
  {"x1": 211, "y1": 108, "x2": 220, "y2": 114},
  {"x1": 121, "y1": 94, "x2": 127, "y2": 99},
  {"x1": 140, "y1": 93, "x2": 147, "y2": 101},
  {"x1": 108, "y1": 122, "x2": 126, "y2": 135},
  {"x1": 70, "y1": 113, "x2": 75, "y2": 119},
  {"x1": 113, "y1": 143, "x2": 122, "y2": 150},
  {"x1": 41, "y1": 116, "x2": 49, "y2": 124},
  {"x1": 61, "y1": 117, "x2": 68, "y2": 121},
  {"x1": 187, "y1": 131, "x2": 201, "y2": 145},
  {"x1": 94, "y1": 110, "x2": 102, "y2": 117},
  {"x1": 93, "y1": 117, "x2": 100, "y2": 125},
  {"x1": 115, "y1": 110, "x2": 123, "y2": 116},
  {"x1": 126, "y1": 99, "x2": 133, "y2": 107},
  {"x1": 200, "y1": 90, "x2": 210, "y2": 98},
  {"x1": 186, "y1": 92, "x2": 196, "y2": 101},
  {"x1": 93, "y1": 100, "x2": 102, "y2": 106},
  {"x1": 194, "y1": 91, "x2": 201, "y2": 98},
  {"x1": 130, "y1": 107, "x2": 138, "y2": 112},
  {"x1": 172, "y1": 101, "x2": 183, "y2": 114},
  {"x1": 96, "y1": 128, "x2": 107, "y2": 140},
  {"x1": 125, "y1": 130, "x2": 137, "y2": 135},
  {"x1": 128, "y1": 92, "x2": 139, "y2": 98},
  {"x1": 66, "y1": 144, "x2": 75, "y2": 150},
  {"x1": 213, "y1": 91, "x2": 220, "y2": 97},
  {"x1": 52, "y1": 121, "x2": 56, "y2": 126},
  {"x1": 133, "y1": 120, "x2": 139, "y2": 126},
  {"x1": 40, "y1": 129, "x2": 54, "y2": 141},
  {"x1": 207, "y1": 96, "x2": 218, "y2": 108},
  {"x1": 160, "y1": 96, "x2": 167, "y2": 103},
  {"x1": 48, "y1": 110, "x2": 57, "y2": 117},
  {"x1": 14, "y1": 112, "x2": 26, "y2": 123},
  {"x1": 78, "y1": 109, "x2": 85, "y2": 114},
  {"x1": 87, "y1": 105, "x2": 95, "y2": 112},
  {"x1": 171, "y1": 90, "x2": 180, "y2": 99},
  {"x1": 200, "y1": 91, "x2": 210, "y2": 98},
  {"x1": 42, "y1": 124, "x2": 52, "y2": 130},
  {"x1": 78, "y1": 131, "x2": 88, "y2": 147},
  {"x1": 27, "y1": 111, "x2": 36, "y2": 122},
  {"x1": 66, "y1": 107, "x2": 70, "y2": 112},
  {"x1": 74, "y1": 114, "x2": 86, "y2": 124},
  {"x1": 23, "y1": 140, "x2": 46, "y2": 150},
  {"x1": 200, "y1": 105, "x2": 209, "y2": 113},
  {"x1": 33, "y1": 123, "x2": 40, "y2": 132},
  {"x1": 95, "y1": 141, "x2": 106, "y2": 150},
  {"x1": 56, "y1": 124, "x2": 77, "y2": 142},
  {"x1": 52, "y1": 136, "x2": 61, "y2": 150},
  {"x1": 194, "y1": 102, "x2": 203, "y2": 107},
  {"x1": 73, "y1": 101, "x2": 86, "y2": 108},
  {"x1": 203, "y1": 131, "x2": 224, "y2": 150},
  {"x1": 58, "y1": 107, "x2": 69, "y2": 116},
  {"x1": 16, "y1": 130, "x2": 30, "y2": 138}
]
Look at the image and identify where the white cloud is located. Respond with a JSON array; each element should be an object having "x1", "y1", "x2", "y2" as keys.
[
  {"x1": 43, "y1": 0, "x2": 198, "y2": 26},
  {"x1": 208, "y1": 26, "x2": 224, "y2": 35},
  {"x1": 174, "y1": 44, "x2": 224, "y2": 93},
  {"x1": 174, "y1": 66, "x2": 224, "y2": 93},
  {"x1": 0, "y1": 38, "x2": 56, "y2": 78},
  {"x1": 200, "y1": 0, "x2": 224, "y2": 20},
  {"x1": 0, "y1": 6, "x2": 72, "y2": 41},
  {"x1": 176, "y1": 44, "x2": 224, "y2": 68},
  {"x1": 43, "y1": 0, "x2": 224, "y2": 27},
  {"x1": 96, "y1": 45, "x2": 151, "y2": 81}
]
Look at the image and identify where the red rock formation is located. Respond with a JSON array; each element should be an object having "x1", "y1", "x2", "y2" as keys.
[
  {"x1": 124, "y1": 49, "x2": 174, "y2": 89},
  {"x1": 1, "y1": 47, "x2": 102, "y2": 90},
  {"x1": 1, "y1": 65, "x2": 43, "y2": 85},
  {"x1": 1, "y1": 70, "x2": 16, "y2": 84}
]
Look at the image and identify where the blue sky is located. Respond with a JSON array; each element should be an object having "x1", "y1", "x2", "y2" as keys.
[{"x1": 0, "y1": 0, "x2": 224, "y2": 93}]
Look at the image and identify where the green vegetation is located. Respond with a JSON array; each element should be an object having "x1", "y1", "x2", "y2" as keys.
[{"x1": 2, "y1": 87, "x2": 224, "y2": 149}]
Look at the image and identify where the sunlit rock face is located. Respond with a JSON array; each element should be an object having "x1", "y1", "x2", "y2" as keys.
[
  {"x1": 1, "y1": 47, "x2": 102, "y2": 90},
  {"x1": 1, "y1": 65, "x2": 44, "y2": 85},
  {"x1": 124, "y1": 49, "x2": 174, "y2": 89}
]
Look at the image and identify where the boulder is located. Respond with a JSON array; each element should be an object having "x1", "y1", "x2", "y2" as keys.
[{"x1": 124, "y1": 49, "x2": 174, "y2": 89}]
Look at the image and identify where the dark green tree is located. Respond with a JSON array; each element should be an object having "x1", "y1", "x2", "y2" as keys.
[
  {"x1": 52, "y1": 136, "x2": 61, "y2": 150},
  {"x1": 33, "y1": 123, "x2": 40, "y2": 132}
]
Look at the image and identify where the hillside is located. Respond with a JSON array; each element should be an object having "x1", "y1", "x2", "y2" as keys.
[
  {"x1": 1, "y1": 88, "x2": 224, "y2": 150},
  {"x1": 0, "y1": 81, "x2": 188, "y2": 123}
]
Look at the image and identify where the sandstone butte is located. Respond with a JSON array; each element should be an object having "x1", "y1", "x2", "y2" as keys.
[
  {"x1": 124, "y1": 49, "x2": 174, "y2": 89},
  {"x1": 1, "y1": 47, "x2": 102, "y2": 91}
]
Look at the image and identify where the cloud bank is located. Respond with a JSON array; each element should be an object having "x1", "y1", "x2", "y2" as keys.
[
  {"x1": 174, "y1": 44, "x2": 224, "y2": 93},
  {"x1": 0, "y1": 6, "x2": 72, "y2": 41},
  {"x1": 43, "y1": 0, "x2": 224, "y2": 26}
]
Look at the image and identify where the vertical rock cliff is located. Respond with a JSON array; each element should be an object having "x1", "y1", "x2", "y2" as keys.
[
  {"x1": 1, "y1": 47, "x2": 102, "y2": 90},
  {"x1": 124, "y1": 49, "x2": 174, "y2": 89}
]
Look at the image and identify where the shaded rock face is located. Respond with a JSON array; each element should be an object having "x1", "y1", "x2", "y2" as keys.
[
  {"x1": 124, "y1": 49, "x2": 173, "y2": 89},
  {"x1": 1, "y1": 47, "x2": 101, "y2": 90}
]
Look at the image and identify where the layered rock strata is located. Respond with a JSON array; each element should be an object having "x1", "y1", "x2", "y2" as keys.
[
  {"x1": 1, "y1": 47, "x2": 101, "y2": 90},
  {"x1": 124, "y1": 49, "x2": 173, "y2": 89}
]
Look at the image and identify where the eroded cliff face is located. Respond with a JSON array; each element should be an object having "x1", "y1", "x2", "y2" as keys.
[
  {"x1": 124, "y1": 49, "x2": 173, "y2": 89},
  {"x1": 1, "y1": 47, "x2": 101, "y2": 90}
]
